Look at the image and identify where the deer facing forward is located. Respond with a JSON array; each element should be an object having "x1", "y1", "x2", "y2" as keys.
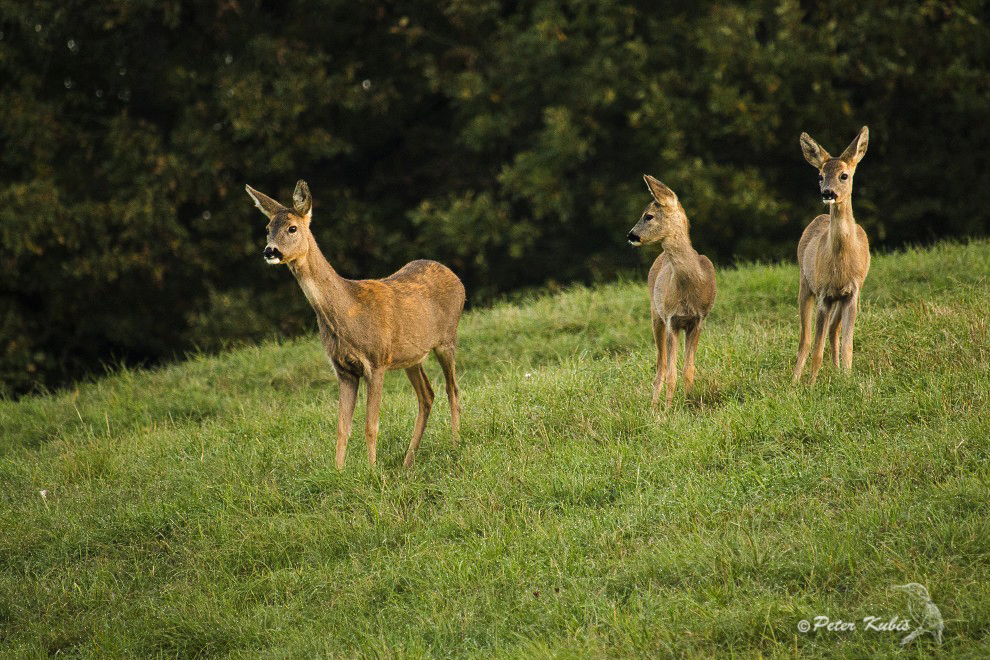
[
  {"x1": 793, "y1": 126, "x2": 871, "y2": 385},
  {"x1": 246, "y1": 180, "x2": 465, "y2": 468},
  {"x1": 627, "y1": 175, "x2": 717, "y2": 407}
]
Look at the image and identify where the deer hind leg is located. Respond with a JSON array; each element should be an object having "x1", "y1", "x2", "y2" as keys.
[
  {"x1": 840, "y1": 292, "x2": 859, "y2": 372},
  {"x1": 403, "y1": 364, "x2": 434, "y2": 468},
  {"x1": 809, "y1": 302, "x2": 831, "y2": 386},
  {"x1": 433, "y1": 343, "x2": 460, "y2": 445},
  {"x1": 364, "y1": 368, "x2": 385, "y2": 466},
  {"x1": 651, "y1": 315, "x2": 667, "y2": 407},
  {"x1": 683, "y1": 321, "x2": 702, "y2": 395},
  {"x1": 793, "y1": 280, "x2": 816, "y2": 383},
  {"x1": 335, "y1": 373, "x2": 360, "y2": 469},
  {"x1": 664, "y1": 326, "x2": 680, "y2": 407},
  {"x1": 828, "y1": 302, "x2": 844, "y2": 369}
]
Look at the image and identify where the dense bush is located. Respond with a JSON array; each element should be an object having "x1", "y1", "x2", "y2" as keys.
[{"x1": 1, "y1": 0, "x2": 988, "y2": 394}]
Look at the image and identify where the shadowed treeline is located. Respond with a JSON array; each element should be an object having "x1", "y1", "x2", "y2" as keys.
[{"x1": 1, "y1": 1, "x2": 988, "y2": 393}]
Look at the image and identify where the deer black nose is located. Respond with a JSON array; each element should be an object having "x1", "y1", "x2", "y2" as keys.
[
  {"x1": 627, "y1": 231, "x2": 640, "y2": 244},
  {"x1": 263, "y1": 246, "x2": 282, "y2": 260},
  {"x1": 822, "y1": 189, "x2": 836, "y2": 199}
]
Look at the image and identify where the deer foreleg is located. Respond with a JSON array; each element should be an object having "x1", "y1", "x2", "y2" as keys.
[
  {"x1": 364, "y1": 369, "x2": 385, "y2": 466},
  {"x1": 828, "y1": 302, "x2": 843, "y2": 369},
  {"x1": 652, "y1": 315, "x2": 667, "y2": 407},
  {"x1": 840, "y1": 293, "x2": 859, "y2": 372},
  {"x1": 809, "y1": 303, "x2": 830, "y2": 386},
  {"x1": 664, "y1": 326, "x2": 679, "y2": 407},
  {"x1": 335, "y1": 373, "x2": 359, "y2": 469}
]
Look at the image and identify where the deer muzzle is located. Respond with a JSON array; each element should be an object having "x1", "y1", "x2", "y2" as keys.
[{"x1": 263, "y1": 246, "x2": 283, "y2": 264}]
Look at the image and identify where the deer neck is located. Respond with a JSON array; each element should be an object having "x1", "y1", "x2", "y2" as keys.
[
  {"x1": 287, "y1": 234, "x2": 353, "y2": 335},
  {"x1": 827, "y1": 197, "x2": 857, "y2": 254},
  {"x1": 661, "y1": 222, "x2": 701, "y2": 282}
]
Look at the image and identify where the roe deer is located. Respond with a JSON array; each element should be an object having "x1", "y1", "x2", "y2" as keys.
[
  {"x1": 245, "y1": 180, "x2": 465, "y2": 468},
  {"x1": 627, "y1": 175, "x2": 716, "y2": 407},
  {"x1": 793, "y1": 126, "x2": 871, "y2": 385}
]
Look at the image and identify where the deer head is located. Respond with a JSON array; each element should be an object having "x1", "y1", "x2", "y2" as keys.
[
  {"x1": 891, "y1": 583, "x2": 931, "y2": 601},
  {"x1": 245, "y1": 180, "x2": 314, "y2": 265},
  {"x1": 800, "y1": 126, "x2": 869, "y2": 206},
  {"x1": 627, "y1": 175, "x2": 688, "y2": 246}
]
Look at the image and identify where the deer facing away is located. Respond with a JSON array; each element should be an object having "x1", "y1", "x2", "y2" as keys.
[
  {"x1": 627, "y1": 175, "x2": 717, "y2": 407},
  {"x1": 245, "y1": 180, "x2": 465, "y2": 468},
  {"x1": 793, "y1": 126, "x2": 871, "y2": 385}
]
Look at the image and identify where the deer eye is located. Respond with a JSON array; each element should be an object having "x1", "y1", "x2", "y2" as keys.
[
  {"x1": 644, "y1": 214, "x2": 654, "y2": 221},
  {"x1": 288, "y1": 226, "x2": 297, "y2": 233},
  {"x1": 840, "y1": 173, "x2": 849, "y2": 181},
  {"x1": 818, "y1": 174, "x2": 824, "y2": 182}
]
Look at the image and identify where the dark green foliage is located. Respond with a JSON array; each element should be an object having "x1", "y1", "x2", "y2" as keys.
[{"x1": 1, "y1": 1, "x2": 988, "y2": 393}]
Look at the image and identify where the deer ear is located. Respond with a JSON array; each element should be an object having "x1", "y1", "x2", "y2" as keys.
[
  {"x1": 799, "y1": 132, "x2": 830, "y2": 169},
  {"x1": 840, "y1": 126, "x2": 869, "y2": 165},
  {"x1": 292, "y1": 180, "x2": 313, "y2": 221},
  {"x1": 643, "y1": 174, "x2": 676, "y2": 205},
  {"x1": 245, "y1": 184, "x2": 284, "y2": 220}
]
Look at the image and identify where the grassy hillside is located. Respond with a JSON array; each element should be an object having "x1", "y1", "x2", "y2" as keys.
[{"x1": 2, "y1": 240, "x2": 989, "y2": 657}]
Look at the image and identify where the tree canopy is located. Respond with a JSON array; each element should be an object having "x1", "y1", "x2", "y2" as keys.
[{"x1": 2, "y1": 0, "x2": 988, "y2": 394}]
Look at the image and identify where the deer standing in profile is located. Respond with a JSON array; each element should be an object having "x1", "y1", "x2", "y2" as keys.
[
  {"x1": 627, "y1": 175, "x2": 717, "y2": 407},
  {"x1": 793, "y1": 126, "x2": 871, "y2": 385},
  {"x1": 245, "y1": 180, "x2": 465, "y2": 468}
]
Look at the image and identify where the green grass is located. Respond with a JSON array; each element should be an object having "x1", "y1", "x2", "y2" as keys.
[{"x1": 2, "y1": 240, "x2": 989, "y2": 657}]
